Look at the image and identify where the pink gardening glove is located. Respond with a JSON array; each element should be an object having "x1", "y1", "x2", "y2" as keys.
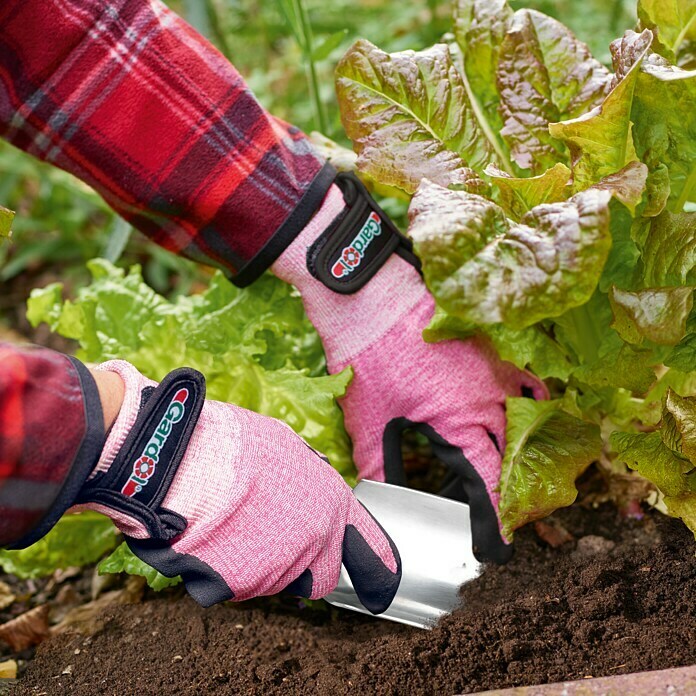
[
  {"x1": 73, "y1": 360, "x2": 401, "y2": 612},
  {"x1": 273, "y1": 174, "x2": 547, "y2": 563}
]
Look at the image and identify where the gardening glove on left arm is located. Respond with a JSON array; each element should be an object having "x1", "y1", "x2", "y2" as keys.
[
  {"x1": 71, "y1": 360, "x2": 401, "y2": 611},
  {"x1": 273, "y1": 174, "x2": 548, "y2": 564}
]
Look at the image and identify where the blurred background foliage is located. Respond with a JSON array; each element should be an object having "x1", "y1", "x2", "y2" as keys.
[{"x1": 0, "y1": 0, "x2": 637, "y2": 343}]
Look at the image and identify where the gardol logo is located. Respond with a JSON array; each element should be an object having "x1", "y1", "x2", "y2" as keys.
[
  {"x1": 331, "y1": 211, "x2": 382, "y2": 279},
  {"x1": 121, "y1": 388, "x2": 189, "y2": 497}
]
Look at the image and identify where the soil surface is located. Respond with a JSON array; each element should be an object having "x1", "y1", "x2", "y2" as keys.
[{"x1": 11, "y1": 504, "x2": 696, "y2": 695}]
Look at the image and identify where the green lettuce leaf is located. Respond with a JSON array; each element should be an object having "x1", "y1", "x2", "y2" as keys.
[
  {"x1": 0, "y1": 513, "x2": 118, "y2": 579},
  {"x1": 485, "y1": 162, "x2": 571, "y2": 220},
  {"x1": 612, "y1": 430, "x2": 696, "y2": 537},
  {"x1": 497, "y1": 9, "x2": 611, "y2": 173},
  {"x1": 335, "y1": 40, "x2": 491, "y2": 196},
  {"x1": 660, "y1": 389, "x2": 696, "y2": 460},
  {"x1": 609, "y1": 286, "x2": 694, "y2": 345},
  {"x1": 643, "y1": 164, "x2": 672, "y2": 217},
  {"x1": 423, "y1": 306, "x2": 573, "y2": 380},
  {"x1": 498, "y1": 398, "x2": 602, "y2": 538},
  {"x1": 98, "y1": 543, "x2": 181, "y2": 591},
  {"x1": 28, "y1": 260, "x2": 356, "y2": 481},
  {"x1": 637, "y1": 0, "x2": 696, "y2": 66},
  {"x1": 548, "y1": 30, "x2": 651, "y2": 192},
  {"x1": 486, "y1": 324, "x2": 574, "y2": 380},
  {"x1": 554, "y1": 291, "x2": 659, "y2": 393},
  {"x1": 665, "y1": 332, "x2": 696, "y2": 371},
  {"x1": 408, "y1": 179, "x2": 612, "y2": 330},
  {"x1": 452, "y1": 0, "x2": 513, "y2": 166},
  {"x1": 631, "y1": 52, "x2": 696, "y2": 211},
  {"x1": 573, "y1": 341, "x2": 658, "y2": 394},
  {"x1": 640, "y1": 209, "x2": 696, "y2": 285},
  {"x1": 599, "y1": 203, "x2": 642, "y2": 291}
]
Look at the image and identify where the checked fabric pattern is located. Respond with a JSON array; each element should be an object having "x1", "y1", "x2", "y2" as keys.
[
  {"x1": 0, "y1": 0, "x2": 336, "y2": 547},
  {"x1": 0, "y1": 0, "x2": 331, "y2": 284},
  {"x1": 0, "y1": 343, "x2": 103, "y2": 547}
]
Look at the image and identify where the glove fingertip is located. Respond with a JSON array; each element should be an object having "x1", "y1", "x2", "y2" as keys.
[
  {"x1": 342, "y1": 522, "x2": 402, "y2": 615},
  {"x1": 283, "y1": 568, "x2": 314, "y2": 598}
]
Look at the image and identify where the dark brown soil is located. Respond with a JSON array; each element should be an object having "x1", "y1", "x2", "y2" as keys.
[{"x1": 12, "y1": 505, "x2": 696, "y2": 696}]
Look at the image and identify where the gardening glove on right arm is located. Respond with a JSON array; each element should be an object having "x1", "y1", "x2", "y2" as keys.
[
  {"x1": 273, "y1": 174, "x2": 548, "y2": 564},
  {"x1": 70, "y1": 360, "x2": 401, "y2": 612}
]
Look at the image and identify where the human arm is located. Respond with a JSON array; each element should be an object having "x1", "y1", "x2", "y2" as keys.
[
  {"x1": 0, "y1": 0, "x2": 333, "y2": 283},
  {"x1": 0, "y1": 344, "x2": 400, "y2": 610}
]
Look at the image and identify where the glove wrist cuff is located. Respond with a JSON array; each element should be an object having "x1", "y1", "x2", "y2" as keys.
[
  {"x1": 77, "y1": 365, "x2": 206, "y2": 542},
  {"x1": 273, "y1": 178, "x2": 430, "y2": 371},
  {"x1": 305, "y1": 173, "x2": 420, "y2": 294}
]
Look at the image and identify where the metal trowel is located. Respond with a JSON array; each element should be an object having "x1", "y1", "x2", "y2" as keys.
[{"x1": 324, "y1": 480, "x2": 482, "y2": 629}]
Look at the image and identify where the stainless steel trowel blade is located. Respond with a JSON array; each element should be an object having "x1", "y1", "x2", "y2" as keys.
[{"x1": 324, "y1": 480, "x2": 482, "y2": 629}]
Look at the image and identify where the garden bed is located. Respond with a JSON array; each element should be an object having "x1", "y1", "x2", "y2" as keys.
[{"x1": 10, "y1": 502, "x2": 695, "y2": 695}]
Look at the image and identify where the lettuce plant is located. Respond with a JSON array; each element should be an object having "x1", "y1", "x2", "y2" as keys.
[
  {"x1": 5, "y1": 1, "x2": 695, "y2": 585},
  {"x1": 335, "y1": 0, "x2": 696, "y2": 538}
]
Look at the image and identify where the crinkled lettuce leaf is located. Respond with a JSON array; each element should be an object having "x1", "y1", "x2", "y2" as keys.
[
  {"x1": 549, "y1": 30, "x2": 650, "y2": 192},
  {"x1": 640, "y1": 209, "x2": 696, "y2": 285},
  {"x1": 612, "y1": 428, "x2": 696, "y2": 537},
  {"x1": 631, "y1": 52, "x2": 696, "y2": 211},
  {"x1": 609, "y1": 286, "x2": 694, "y2": 345},
  {"x1": 335, "y1": 40, "x2": 491, "y2": 195},
  {"x1": 452, "y1": 0, "x2": 512, "y2": 165},
  {"x1": 573, "y1": 340, "x2": 658, "y2": 393},
  {"x1": 599, "y1": 203, "x2": 642, "y2": 291},
  {"x1": 408, "y1": 179, "x2": 612, "y2": 329},
  {"x1": 498, "y1": 398, "x2": 602, "y2": 538},
  {"x1": 660, "y1": 389, "x2": 696, "y2": 460},
  {"x1": 637, "y1": 0, "x2": 696, "y2": 66},
  {"x1": 666, "y1": 331, "x2": 696, "y2": 372},
  {"x1": 486, "y1": 162, "x2": 571, "y2": 220},
  {"x1": 498, "y1": 9, "x2": 611, "y2": 173}
]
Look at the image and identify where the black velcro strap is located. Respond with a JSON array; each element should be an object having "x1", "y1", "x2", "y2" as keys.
[
  {"x1": 76, "y1": 368, "x2": 206, "y2": 541},
  {"x1": 307, "y1": 172, "x2": 421, "y2": 294}
]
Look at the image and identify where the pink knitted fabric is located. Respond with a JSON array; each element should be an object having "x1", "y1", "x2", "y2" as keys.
[
  {"x1": 76, "y1": 360, "x2": 398, "y2": 602},
  {"x1": 272, "y1": 184, "x2": 547, "y2": 520}
]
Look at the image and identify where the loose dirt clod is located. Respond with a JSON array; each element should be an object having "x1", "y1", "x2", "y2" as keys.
[{"x1": 12, "y1": 506, "x2": 696, "y2": 695}]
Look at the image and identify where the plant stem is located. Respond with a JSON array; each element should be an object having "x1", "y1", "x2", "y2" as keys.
[
  {"x1": 674, "y1": 11, "x2": 696, "y2": 54},
  {"x1": 205, "y1": 0, "x2": 232, "y2": 61},
  {"x1": 293, "y1": 0, "x2": 329, "y2": 134}
]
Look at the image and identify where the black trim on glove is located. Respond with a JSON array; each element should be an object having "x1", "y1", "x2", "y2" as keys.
[
  {"x1": 307, "y1": 172, "x2": 421, "y2": 294},
  {"x1": 76, "y1": 368, "x2": 206, "y2": 541},
  {"x1": 126, "y1": 537, "x2": 234, "y2": 607},
  {"x1": 382, "y1": 418, "x2": 513, "y2": 565}
]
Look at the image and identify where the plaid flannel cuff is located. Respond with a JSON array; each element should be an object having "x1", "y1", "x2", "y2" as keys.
[{"x1": 0, "y1": 344, "x2": 105, "y2": 549}]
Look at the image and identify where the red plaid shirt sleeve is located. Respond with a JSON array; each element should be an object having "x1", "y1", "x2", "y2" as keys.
[
  {"x1": 0, "y1": 344, "x2": 105, "y2": 549},
  {"x1": 0, "y1": 0, "x2": 334, "y2": 285}
]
